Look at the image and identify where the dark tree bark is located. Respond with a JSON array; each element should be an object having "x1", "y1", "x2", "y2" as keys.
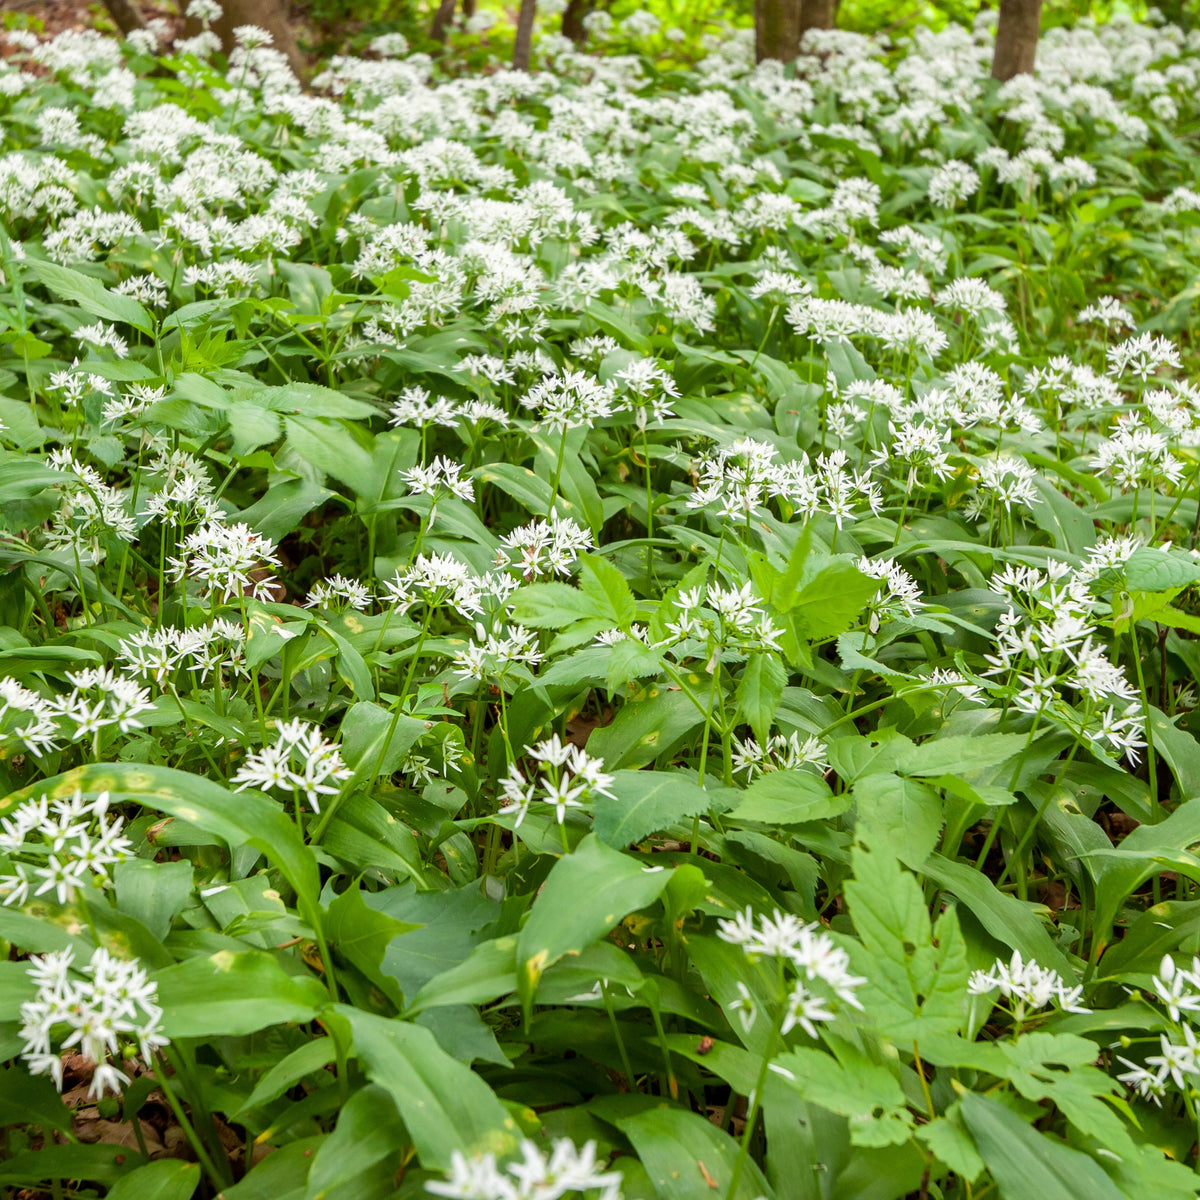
[
  {"x1": 512, "y1": 0, "x2": 538, "y2": 70},
  {"x1": 210, "y1": 0, "x2": 307, "y2": 80},
  {"x1": 991, "y1": 0, "x2": 1042, "y2": 81},
  {"x1": 102, "y1": 0, "x2": 147, "y2": 35},
  {"x1": 430, "y1": 0, "x2": 457, "y2": 43},
  {"x1": 561, "y1": 0, "x2": 589, "y2": 44},
  {"x1": 755, "y1": 0, "x2": 800, "y2": 63},
  {"x1": 796, "y1": 0, "x2": 836, "y2": 50}
]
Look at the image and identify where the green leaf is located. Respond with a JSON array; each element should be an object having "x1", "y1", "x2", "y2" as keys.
[
  {"x1": 113, "y1": 858, "x2": 193, "y2": 942},
  {"x1": 0, "y1": 764, "x2": 319, "y2": 913},
  {"x1": 406, "y1": 937, "x2": 518, "y2": 1014},
  {"x1": 1124, "y1": 547, "x2": 1200, "y2": 593},
  {"x1": 608, "y1": 1104, "x2": 773, "y2": 1200},
  {"x1": 579, "y1": 553, "x2": 637, "y2": 628},
  {"x1": 106, "y1": 1161, "x2": 202, "y2": 1200},
  {"x1": 958, "y1": 1091, "x2": 1124, "y2": 1200},
  {"x1": 24, "y1": 260, "x2": 153, "y2": 333},
  {"x1": 775, "y1": 1045, "x2": 912, "y2": 1148},
  {"x1": 922, "y1": 853, "x2": 1074, "y2": 976},
  {"x1": 917, "y1": 1108, "x2": 984, "y2": 1183},
  {"x1": 729, "y1": 770, "x2": 848, "y2": 825},
  {"x1": 737, "y1": 652, "x2": 788, "y2": 746},
  {"x1": 338, "y1": 700, "x2": 425, "y2": 778},
  {"x1": 227, "y1": 403, "x2": 283, "y2": 455},
  {"x1": 0, "y1": 1145, "x2": 147, "y2": 1187},
  {"x1": 896, "y1": 733, "x2": 1028, "y2": 779},
  {"x1": 237, "y1": 1038, "x2": 336, "y2": 1114},
  {"x1": 0, "y1": 1067, "x2": 71, "y2": 1134},
  {"x1": 510, "y1": 581, "x2": 608, "y2": 629},
  {"x1": 516, "y1": 834, "x2": 672, "y2": 1019},
  {"x1": 788, "y1": 559, "x2": 878, "y2": 638},
  {"x1": 324, "y1": 884, "x2": 416, "y2": 1006},
  {"x1": 337, "y1": 1008, "x2": 516, "y2": 1170},
  {"x1": 844, "y1": 842, "x2": 969, "y2": 1043},
  {"x1": 592, "y1": 770, "x2": 712, "y2": 848},
  {"x1": 154, "y1": 951, "x2": 327, "y2": 1037},
  {"x1": 305, "y1": 1084, "x2": 406, "y2": 1200},
  {"x1": 853, "y1": 773, "x2": 942, "y2": 867}
]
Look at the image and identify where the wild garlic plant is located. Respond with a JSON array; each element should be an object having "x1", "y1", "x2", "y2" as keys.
[{"x1": 3, "y1": 7, "x2": 1200, "y2": 1198}]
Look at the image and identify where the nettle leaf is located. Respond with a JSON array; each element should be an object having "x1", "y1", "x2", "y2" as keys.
[
  {"x1": 787, "y1": 559, "x2": 879, "y2": 639},
  {"x1": 729, "y1": 770, "x2": 848, "y2": 825},
  {"x1": 578, "y1": 553, "x2": 637, "y2": 627},
  {"x1": 1123, "y1": 547, "x2": 1200, "y2": 593},
  {"x1": 592, "y1": 769, "x2": 712, "y2": 847},
  {"x1": 736, "y1": 652, "x2": 788, "y2": 746},
  {"x1": 853, "y1": 772, "x2": 942, "y2": 867},
  {"x1": 895, "y1": 732, "x2": 1028, "y2": 779},
  {"x1": 775, "y1": 1045, "x2": 913, "y2": 1148},
  {"x1": 516, "y1": 834, "x2": 672, "y2": 1020},
  {"x1": 844, "y1": 841, "x2": 969, "y2": 1044},
  {"x1": 510, "y1": 581, "x2": 608, "y2": 629}
]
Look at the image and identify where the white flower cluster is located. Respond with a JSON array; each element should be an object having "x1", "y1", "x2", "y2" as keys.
[
  {"x1": 718, "y1": 907, "x2": 865, "y2": 1039},
  {"x1": 426, "y1": 1137, "x2": 622, "y2": 1200},
  {"x1": 232, "y1": 719, "x2": 352, "y2": 813},
  {"x1": 19, "y1": 946, "x2": 167, "y2": 1098},
  {"x1": 0, "y1": 789, "x2": 132, "y2": 907},
  {"x1": 967, "y1": 950, "x2": 1089, "y2": 1016},
  {"x1": 498, "y1": 734, "x2": 616, "y2": 827}
]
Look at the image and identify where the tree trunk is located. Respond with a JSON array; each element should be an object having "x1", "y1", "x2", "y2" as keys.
[
  {"x1": 755, "y1": 0, "x2": 800, "y2": 63},
  {"x1": 991, "y1": 0, "x2": 1042, "y2": 81},
  {"x1": 102, "y1": 0, "x2": 147, "y2": 35},
  {"x1": 211, "y1": 0, "x2": 307, "y2": 81},
  {"x1": 796, "y1": 0, "x2": 836, "y2": 50},
  {"x1": 561, "y1": 0, "x2": 589, "y2": 44},
  {"x1": 512, "y1": 0, "x2": 538, "y2": 70},
  {"x1": 430, "y1": 0, "x2": 457, "y2": 43}
]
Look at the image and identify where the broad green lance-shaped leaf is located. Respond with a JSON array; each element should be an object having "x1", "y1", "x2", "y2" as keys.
[
  {"x1": 338, "y1": 700, "x2": 426, "y2": 778},
  {"x1": 237, "y1": 1037, "x2": 336, "y2": 1115},
  {"x1": 922, "y1": 853, "x2": 1074, "y2": 976},
  {"x1": 154, "y1": 951, "x2": 328, "y2": 1037},
  {"x1": 0, "y1": 764, "x2": 318, "y2": 911},
  {"x1": 737, "y1": 652, "x2": 788, "y2": 746},
  {"x1": 606, "y1": 1104, "x2": 773, "y2": 1200},
  {"x1": 0, "y1": 1145, "x2": 147, "y2": 1188},
  {"x1": 113, "y1": 858, "x2": 193, "y2": 942},
  {"x1": 106, "y1": 1161, "x2": 201, "y2": 1200},
  {"x1": 23, "y1": 259, "x2": 154, "y2": 334},
  {"x1": 844, "y1": 841, "x2": 968, "y2": 1043},
  {"x1": 728, "y1": 770, "x2": 848, "y2": 825},
  {"x1": 853, "y1": 773, "x2": 942, "y2": 867},
  {"x1": 1077, "y1": 795, "x2": 1200, "y2": 957},
  {"x1": 592, "y1": 769, "x2": 712, "y2": 847},
  {"x1": 958, "y1": 1091, "x2": 1124, "y2": 1200},
  {"x1": 305, "y1": 1083, "x2": 407, "y2": 1200},
  {"x1": 323, "y1": 884, "x2": 416, "y2": 1007},
  {"x1": 516, "y1": 834, "x2": 672, "y2": 1019},
  {"x1": 0, "y1": 1067, "x2": 71, "y2": 1134},
  {"x1": 337, "y1": 1007, "x2": 516, "y2": 1170}
]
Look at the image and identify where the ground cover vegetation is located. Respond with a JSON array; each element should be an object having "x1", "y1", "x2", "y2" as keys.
[{"x1": 1, "y1": 5, "x2": 1200, "y2": 1198}]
